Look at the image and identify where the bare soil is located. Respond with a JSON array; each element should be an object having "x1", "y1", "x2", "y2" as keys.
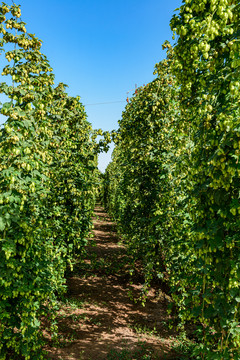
[{"x1": 45, "y1": 206, "x2": 183, "y2": 360}]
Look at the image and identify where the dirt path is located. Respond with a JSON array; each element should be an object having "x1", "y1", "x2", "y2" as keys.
[{"x1": 46, "y1": 206, "x2": 183, "y2": 360}]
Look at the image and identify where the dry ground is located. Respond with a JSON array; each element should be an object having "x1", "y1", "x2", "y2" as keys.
[{"x1": 45, "y1": 206, "x2": 187, "y2": 360}]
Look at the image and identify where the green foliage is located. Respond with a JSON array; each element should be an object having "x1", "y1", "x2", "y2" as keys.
[
  {"x1": 170, "y1": 0, "x2": 240, "y2": 358},
  {"x1": 0, "y1": 3, "x2": 100, "y2": 359},
  {"x1": 103, "y1": 42, "x2": 183, "y2": 288},
  {"x1": 103, "y1": 1, "x2": 240, "y2": 358}
]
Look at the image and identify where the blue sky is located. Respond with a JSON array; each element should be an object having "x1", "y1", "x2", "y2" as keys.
[{"x1": 1, "y1": 0, "x2": 181, "y2": 171}]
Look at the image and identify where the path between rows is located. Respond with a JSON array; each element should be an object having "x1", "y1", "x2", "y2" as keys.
[{"x1": 46, "y1": 206, "x2": 181, "y2": 360}]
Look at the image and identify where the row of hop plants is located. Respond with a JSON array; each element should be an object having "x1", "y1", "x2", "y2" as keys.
[
  {"x1": 103, "y1": 0, "x2": 240, "y2": 358},
  {"x1": 0, "y1": 3, "x2": 105, "y2": 359}
]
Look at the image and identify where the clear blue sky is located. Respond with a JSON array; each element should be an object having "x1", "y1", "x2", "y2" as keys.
[{"x1": 1, "y1": 0, "x2": 181, "y2": 171}]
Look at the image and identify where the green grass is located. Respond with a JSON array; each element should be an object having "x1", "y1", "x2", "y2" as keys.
[
  {"x1": 105, "y1": 341, "x2": 158, "y2": 360},
  {"x1": 129, "y1": 323, "x2": 159, "y2": 337},
  {"x1": 59, "y1": 296, "x2": 86, "y2": 310}
]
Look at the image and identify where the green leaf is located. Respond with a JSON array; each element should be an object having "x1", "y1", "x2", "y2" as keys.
[{"x1": 0, "y1": 217, "x2": 6, "y2": 231}]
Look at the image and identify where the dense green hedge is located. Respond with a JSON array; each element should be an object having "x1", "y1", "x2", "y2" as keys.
[
  {"x1": 103, "y1": 1, "x2": 240, "y2": 358},
  {"x1": 103, "y1": 43, "x2": 182, "y2": 282},
  {"x1": 170, "y1": 0, "x2": 240, "y2": 357},
  {"x1": 0, "y1": 3, "x2": 99, "y2": 359}
]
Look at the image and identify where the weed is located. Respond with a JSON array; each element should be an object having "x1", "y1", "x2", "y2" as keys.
[
  {"x1": 128, "y1": 323, "x2": 159, "y2": 337},
  {"x1": 61, "y1": 296, "x2": 86, "y2": 310},
  {"x1": 170, "y1": 332, "x2": 195, "y2": 359},
  {"x1": 105, "y1": 341, "x2": 157, "y2": 360},
  {"x1": 50, "y1": 331, "x2": 78, "y2": 348},
  {"x1": 57, "y1": 312, "x2": 88, "y2": 322},
  {"x1": 88, "y1": 316, "x2": 102, "y2": 326}
]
